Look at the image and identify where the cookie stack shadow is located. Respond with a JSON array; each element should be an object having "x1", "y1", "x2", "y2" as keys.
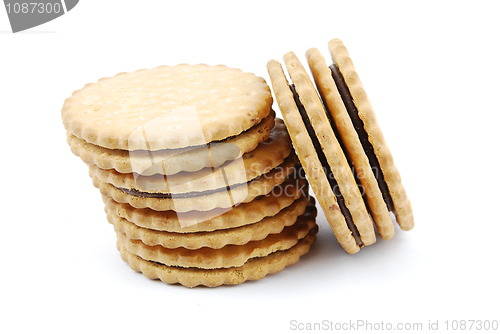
[{"x1": 63, "y1": 65, "x2": 318, "y2": 287}]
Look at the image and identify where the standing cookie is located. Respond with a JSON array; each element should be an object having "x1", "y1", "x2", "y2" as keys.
[
  {"x1": 306, "y1": 47, "x2": 395, "y2": 239},
  {"x1": 324, "y1": 39, "x2": 414, "y2": 231},
  {"x1": 267, "y1": 39, "x2": 414, "y2": 254},
  {"x1": 268, "y1": 58, "x2": 371, "y2": 254}
]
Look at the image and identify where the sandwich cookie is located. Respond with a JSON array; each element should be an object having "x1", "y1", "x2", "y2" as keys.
[
  {"x1": 67, "y1": 111, "x2": 276, "y2": 176},
  {"x1": 88, "y1": 120, "x2": 292, "y2": 195},
  {"x1": 91, "y1": 153, "x2": 299, "y2": 212},
  {"x1": 306, "y1": 48, "x2": 395, "y2": 239},
  {"x1": 62, "y1": 64, "x2": 273, "y2": 151},
  {"x1": 268, "y1": 54, "x2": 375, "y2": 254},
  {"x1": 116, "y1": 205, "x2": 318, "y2": 287},
  {"x1": 116, "y1": 205, "x2": 317, "y2": 269},
  {"x1": 63, "y1": 64, "x2": 274, "y2": 177},
  {"x1": 319, "y1": 39, "x2": 414, "y2": 231},
  {"x1": 101, "y1": 176, "x2": 307, "y2": 233},
  {"x1": 108, "y1": 195, "x2": 311, "y2": 250},
  {"x1": 118, "y1": 230, "x2": 316, "y2": 288}
]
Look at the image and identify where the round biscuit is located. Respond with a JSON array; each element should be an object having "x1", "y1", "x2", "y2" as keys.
[
  {"x1": 67, "y1": 112, "x2": 275, "y2": 176},
  {"x1": 108, "y1": 196, "x2": 311, "y2": 249},
  {"x1": 117, "y1": 226, "x2": 317, "y2": 287},
  {"x1": 268, "y1": 59, "x2": 361, "y2": 254},
  {"x1": 306, "y1": 47, "x2": 394, "y2": 239},
  {"x1": 117, "y1": 206, "x2": 317, "y2": 269},
  {"x1": 329, "y1": 39, "x2": 414, "y2": 231},
  {"x1": 62, "y1": 64, "x2": 273, "y2": 150},
  {"x1": 91, "y1": 154, "x2": 299, "y2": 212},
  {"x1": 101, "y1": 176, "x2": 308, "y2": 233},
  {"x1": 89, "y1": 119, "x2": 292, "y2": 194}
]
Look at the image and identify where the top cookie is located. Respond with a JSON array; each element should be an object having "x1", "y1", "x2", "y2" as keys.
[{"x1": 62, "y1": 64, "x2": 273, "y2": 150}]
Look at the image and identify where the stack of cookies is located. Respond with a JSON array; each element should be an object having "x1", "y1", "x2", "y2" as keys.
[{"x1": 62, "y1": 64, "x2": 317, "y2": 287}]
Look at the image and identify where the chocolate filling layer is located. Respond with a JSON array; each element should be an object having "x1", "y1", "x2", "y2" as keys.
[
  {"x1": 116, "y1": 184, "x2": 235, "y2": 199},
  {"x1": 290, "y1": 84, "x2": 363, "y2": 247},
  {"x1": 114, "y1": 155, "x2": 298, "y2": 200},
  {"x1": 329, "y1": 64, "x2": 395, "y2": 212},
  {"x1": 200, "y1": 110, "x2": 274, "y2": 146}
]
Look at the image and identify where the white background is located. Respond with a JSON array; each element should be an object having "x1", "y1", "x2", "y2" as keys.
[{"x1": 1, "y1": 1, "x2": 499, "y2": 333}]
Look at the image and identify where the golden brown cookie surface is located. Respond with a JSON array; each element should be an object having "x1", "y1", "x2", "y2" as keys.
[
  {"x1": 328, "y1": 39, "x2": 414, "y2": 231},
  {"x1": 67, "y1": 112, "x2": 275, "y2": 175},
  {"x1": 62, "y1": 64, "x2": 272, "y2": 150}
]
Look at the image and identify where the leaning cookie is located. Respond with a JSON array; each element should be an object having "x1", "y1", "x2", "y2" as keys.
[
  {"x1": 306, "y1": 47, "x2": 395, "y2": 239},
  {"x1": 325, "y1": 39, "x2": 414, "y2": 231},
  {"x1": 268, "y1": 58, "x2": 374, "y2": 254},
  {"x1": 285, "y1": 52, "x2": 376, "y2": 248}
]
